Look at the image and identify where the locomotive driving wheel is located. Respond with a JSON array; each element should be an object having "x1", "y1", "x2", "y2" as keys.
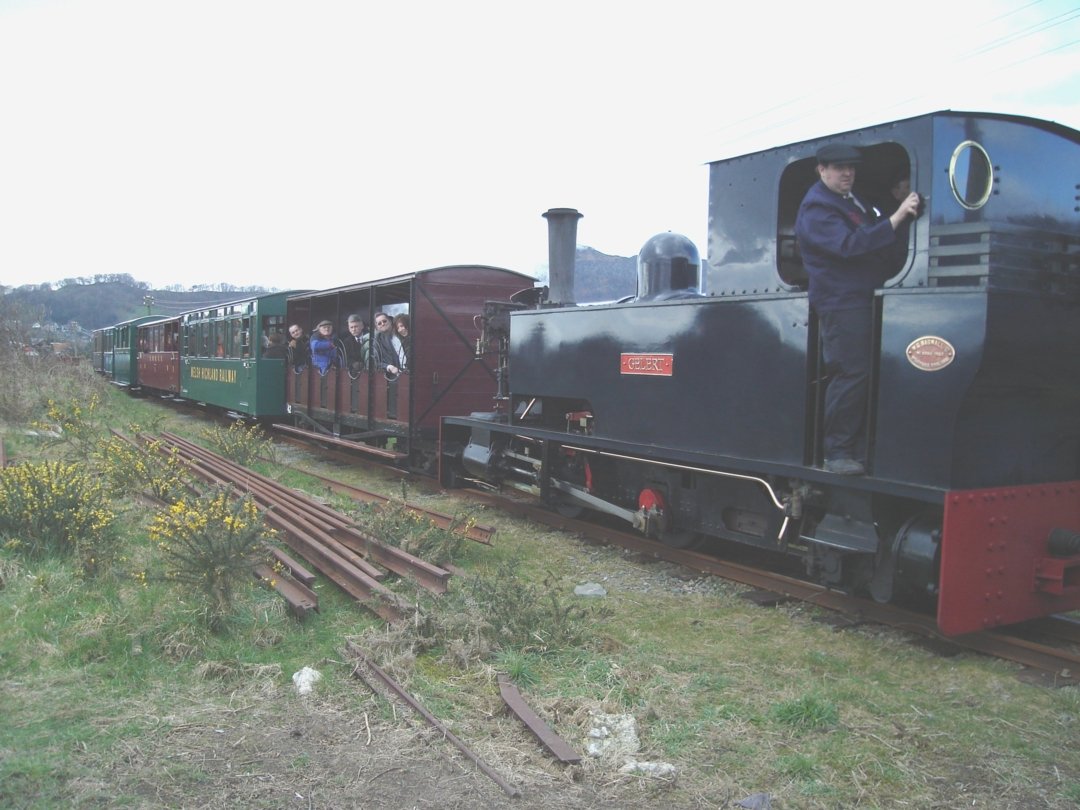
[{"x1": 638, "y1": 487, "x2": 702, "y2": 549}]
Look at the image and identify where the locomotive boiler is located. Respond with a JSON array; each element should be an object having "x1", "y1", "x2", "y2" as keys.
[{"x1": 441, "y1": 110, "x2": 1080, "y2": 636}]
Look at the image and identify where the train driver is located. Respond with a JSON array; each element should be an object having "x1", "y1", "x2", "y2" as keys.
[{"x1": 794, "y1": 143, "x2": 920, "y2": 476}]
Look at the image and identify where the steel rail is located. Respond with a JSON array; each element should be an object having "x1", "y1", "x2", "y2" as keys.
[
  {"x1": 348, "y1": 642, "x2": 521, "y2": 799},
  {"x1": 112, "y1": 429, "x2": 322, "y2": 619},
  {"x1": 159, "y1": 432, "x2": 450, "y2": 593},
  {"x1": 142, "y1": 433, "x2": 410, "y2": 622},
  {"x1": 258, "y1": 455, "x2": 496, "y2": 544},
  {"x1": 155, "y1": 434, "x2": 387, "y2": 580},
  {"x1": 266, "y1": 546, "x2": 317, "y2": 588},
  {"x1": 273, "y1": 422, "x2": 407, "y2": 461},
  {"x1": 252, "y1": 562, "x2": 318, "y2": 619},
  {"x1": 497, "y1": 673, "x2": 581, "y2": 764}
]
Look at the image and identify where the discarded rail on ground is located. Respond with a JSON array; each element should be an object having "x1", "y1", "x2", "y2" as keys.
[
  {"x1": 348, "y1": 641, "x2": 522, "y2": 799},
  {"x1": 258, "y1": 451, "x2": 496, "y2": 544},
  {"x1": 141, "y1": 431, "x2": 455, "y2": 623}
]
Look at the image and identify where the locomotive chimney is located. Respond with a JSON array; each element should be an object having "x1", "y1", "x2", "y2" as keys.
[{"x1": 542, "y1": 207, "x2": 582, "y2": 306}]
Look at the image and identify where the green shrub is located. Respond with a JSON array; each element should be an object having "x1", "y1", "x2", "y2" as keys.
[
  {"x1": 147, "y1": 487, "x2": 274, "y2": 630},
  {"x1": 356, "y1": 490, "x2": 467, "y2": 567},
  {"x1": 438, "y1": 560, "x2": 610, "y2": 656},
  {"x1": 32, "y1": 393, "x2": 103, "y2": 459},
  {"x1": 200, "y1": 420, "x2": 273, "y2": 466},
  {"x1": 0, "y1": 460, "x2": 117, "y2": 575},
  {"x1": 93, "y1": 434, "x2": 193, "y2": 503}
]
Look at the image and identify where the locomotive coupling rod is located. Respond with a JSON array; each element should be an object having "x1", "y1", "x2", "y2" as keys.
[{"x1": 549, "y1": 479, "x2": 642, "y2": 526}]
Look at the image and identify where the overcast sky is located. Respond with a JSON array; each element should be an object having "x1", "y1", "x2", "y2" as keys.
[{"x1": 2, "y1": 0, "x2": 1079, "y2": 291}]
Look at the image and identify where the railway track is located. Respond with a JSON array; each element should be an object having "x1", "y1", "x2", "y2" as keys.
[
  {"x1": 445, "y1": 484, "x2": 1080, "y2": 686},
  {"x1": 261, "y1": 426, "x2": 1080, "y2": 685},
  {"x1": 137, "y1": 422, "x2": 1080, "y2": 685}
]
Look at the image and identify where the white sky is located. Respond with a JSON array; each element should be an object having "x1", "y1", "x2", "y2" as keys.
[{"x1": 2, "y1": 0, "x2": 1079, "y2": 290}]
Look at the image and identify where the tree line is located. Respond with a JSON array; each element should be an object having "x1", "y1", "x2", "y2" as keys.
[{"x1": 2, "y1": 278, "x2": 271, "y2": 331}]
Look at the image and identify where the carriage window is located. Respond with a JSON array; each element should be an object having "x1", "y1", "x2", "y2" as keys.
[
  {"x1": 262, "y1": 315, "x2": 285, "y2": 342},
  {"x1": 949, "y1": 140, "x2": 993, "y2": 210},
  {"x1": 216, "y1": 321, "x2": 226, "y2": 358},
  {"x1": 237, "y1": 318, "x2": 250, "y2": 358}
]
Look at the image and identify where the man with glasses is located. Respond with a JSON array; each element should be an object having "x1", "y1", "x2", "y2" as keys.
[
  {"x1": 372, "y1": 311, "x2": 405, "y2": 420},
  {"x1": 372, "y1": 312, "x2": 403, "y2": 378}
]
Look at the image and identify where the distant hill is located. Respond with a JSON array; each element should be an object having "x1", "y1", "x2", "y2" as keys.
[
  {"x1": 2, "y1": 276, "x2": 272, "y2": 331},
  {"x1": 530, "y1": 246, "x2": 637, "y2": 303},
  {"x1": 3, "y1": 250, "x2": 639, "y2": 332},
  {"x1": 573, "y1": 246, "x2": 637, "y2": 302}
]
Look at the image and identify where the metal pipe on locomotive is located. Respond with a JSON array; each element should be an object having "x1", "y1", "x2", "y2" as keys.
[{"x1": 442, "y1": 110, "x2": 1080, "y2": 636}]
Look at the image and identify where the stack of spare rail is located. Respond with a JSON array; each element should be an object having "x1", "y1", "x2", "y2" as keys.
[{"x1": 141, "y1": 431, "x2": 453, "y2": 623}]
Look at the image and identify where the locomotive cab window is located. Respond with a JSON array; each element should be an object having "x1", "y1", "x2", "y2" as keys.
[
  {"x1": 777, "y1": 142, "x2": 913, "y2": 288},
  {"x1": 949, "y1": 140, "x2": 993, "y2": 210}
]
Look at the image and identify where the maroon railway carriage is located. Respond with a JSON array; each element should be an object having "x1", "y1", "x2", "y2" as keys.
[
  {"x1": 135, "y1": 316, "x2": 182, "y2": 395},
  {"x1": 284, "y1": 265, "x2": 535, "y2": 470}
]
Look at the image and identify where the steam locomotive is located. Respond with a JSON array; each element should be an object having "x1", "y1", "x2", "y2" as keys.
[{"x1": 440, "y1": 110, "x2": 1080, "y2": 636}]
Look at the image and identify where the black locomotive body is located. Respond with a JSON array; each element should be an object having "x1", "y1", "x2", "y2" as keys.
[{"x1": 442, "y1": 111, "x2": 1080, "y2": 635}]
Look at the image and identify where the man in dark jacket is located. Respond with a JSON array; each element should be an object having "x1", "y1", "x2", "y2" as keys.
[
  {"x1": 341, "y1": 314, "x2": 369, "y2": 373},
  {"x1": 372, "y1": 311, "x2": 403, "y2": 378},
  {"x1": 795, "y1": 143, "x2": 920, "y2": 475},
  {"x1": 287, "y1": 324, "x2": 309, "y2": 370}
]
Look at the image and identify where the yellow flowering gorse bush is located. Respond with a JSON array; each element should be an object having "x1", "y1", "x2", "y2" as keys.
[
  {"x1": 200, "y1": 420, "x2": 273, "y2": 466},
  {"x1": 32, "y1": 394, "x2": 102, "y2": 458},
  {"x1": 148, "y1": 487, "x2": 273, "y2": 628},
  {"x1": 0, "y1": 460, "x2": 117, "y2": 574},
  {"x1": 92, "y1": 434, "x2": 192, "y2": 503}
]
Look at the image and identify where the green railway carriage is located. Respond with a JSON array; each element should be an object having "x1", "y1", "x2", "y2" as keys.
[
  {"x1": 91, "y1": 327, "x2": 111, "y2": 375},
  {"x1": 179, "y1": 291, "x2": 301, "y2": 418},
  {"x1": 106, "y1": 316, "x2": 158, "y2": 387}
]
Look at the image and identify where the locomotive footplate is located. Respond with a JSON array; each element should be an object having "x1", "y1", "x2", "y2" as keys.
[{"x1": 938, "y1": 480, "x2": 1080, "y2": 635}]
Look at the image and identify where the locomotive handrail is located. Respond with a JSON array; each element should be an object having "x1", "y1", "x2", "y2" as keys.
[
  {"x1": 561, "y1": 443, "x2": 786, "y2": 511},
  {"x1": 560, "y1": 442, "x2": 792, "y2": 542}
]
